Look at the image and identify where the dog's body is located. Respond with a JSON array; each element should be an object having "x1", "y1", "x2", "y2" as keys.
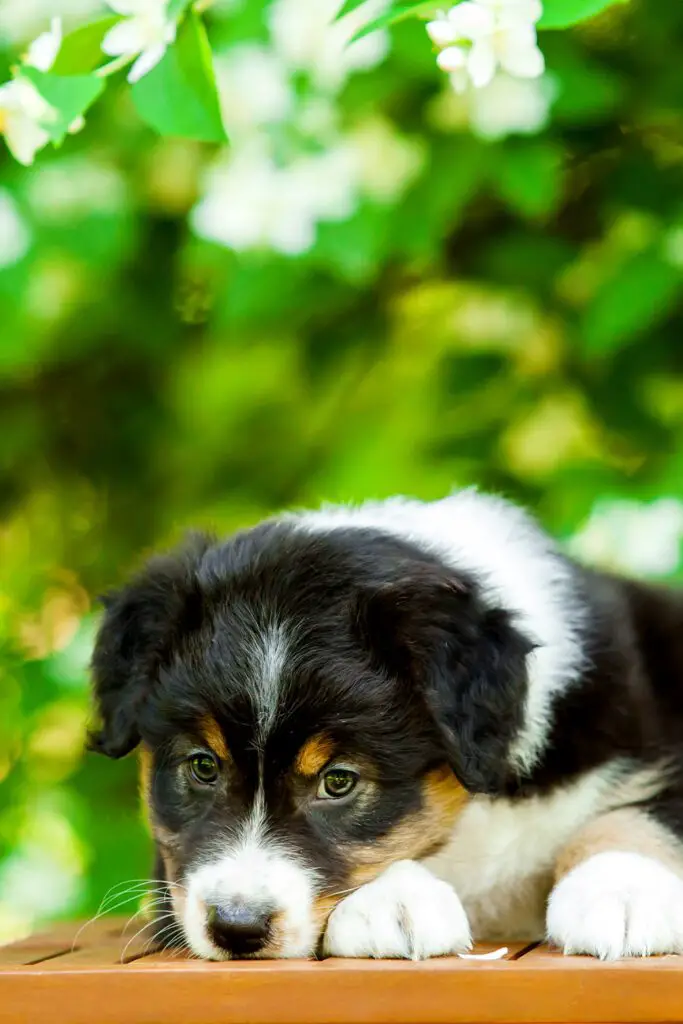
[{"x1": 90, "y1": 491, "x2": 683, "y2": 961}]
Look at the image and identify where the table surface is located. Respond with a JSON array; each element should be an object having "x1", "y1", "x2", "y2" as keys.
[{"x1": 2, "y1": 918, "x2": 683, "y2": 1024}]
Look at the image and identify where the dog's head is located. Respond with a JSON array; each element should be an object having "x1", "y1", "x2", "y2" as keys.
[{"x1": 89, "y1": 519, "x2": 536, "y2": 959}]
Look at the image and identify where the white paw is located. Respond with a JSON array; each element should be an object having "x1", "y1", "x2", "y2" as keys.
[
  {"x1": 547, "y1": 851, "x2": 683, "y2": 960},
  {"x1": 323, "y1": 860, "x2": 472, "y2": 960}
]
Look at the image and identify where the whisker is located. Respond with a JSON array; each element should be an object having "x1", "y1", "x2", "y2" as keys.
[
  {"x1": 321, "y1": 884, "x2": 363, "y2": 900},
  {"x1": 120, "y1": 916, "x2": 164, "y2": 963},
  {"x1": 72, "y1": 881, "x2": 186, "y2": 952}
]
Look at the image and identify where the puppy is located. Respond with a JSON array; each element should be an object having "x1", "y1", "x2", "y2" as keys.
[{"x1": 89, "y1": 490, "x2": 683, "y2": 961}]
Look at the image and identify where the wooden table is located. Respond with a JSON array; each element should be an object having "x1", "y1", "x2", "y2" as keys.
[{"x1": 2, "y1": 919, "x2": 683, "y2": 1024}]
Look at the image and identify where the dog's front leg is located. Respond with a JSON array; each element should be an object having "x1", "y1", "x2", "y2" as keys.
[
  {"x1": 322, "y1": 859, "x2": 472, "y2": 959},
  {"x1": 547, "y1": 807, "x2": 683, "y2": 959}
]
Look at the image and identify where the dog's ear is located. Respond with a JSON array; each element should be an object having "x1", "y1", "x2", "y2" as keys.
[
  {"x1": 89, "y1": 533, "x2": 212, "y2": 759},
  {"x1": 354, "y1": 566, "x2": 534, "y2": 794}
]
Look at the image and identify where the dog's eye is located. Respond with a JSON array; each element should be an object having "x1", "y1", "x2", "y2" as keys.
[
  {"x1": 317, "y1": 767, "x2": 359, "y2": 800},
  {"x1": 189, "y1": 753, "x2": 219, "y2": 785}
]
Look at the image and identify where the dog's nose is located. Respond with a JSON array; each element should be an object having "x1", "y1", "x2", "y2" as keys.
[{"x1": 207, "y1": 904, "x2": 273, "y2": 956}]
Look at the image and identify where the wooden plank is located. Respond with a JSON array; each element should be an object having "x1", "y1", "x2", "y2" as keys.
[
  {"x1": 0, "y1": 917, "x2": 135, "y2": 967},
  {"x1": 25, "y1": 929, "x2": 159, "y2": 969},
  {"x1": 131, "y1": 940, "x2": 530, "y2": 969},
  {"x1": 2, "y1": 950, "x2": 683, "y2": 1024}
]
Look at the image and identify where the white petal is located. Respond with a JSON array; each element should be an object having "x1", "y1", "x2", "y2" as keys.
[
  {"x1": 127, "y1": 42, "x2": 167, "y2": 82},
  {"x1": 437, "y1": 45, "x2": 467, "y2": 72},
  {"x1": 467, "y1": 39, "x2": 497, "y2": 87},
  {"x1": 102, "y1": 20, "x2": 148, "y2": 57},
  {"x1": 497, "y1": 23, "x2": 538, "y2": 50},
  {"x1": 3, "y1": 113, "x2": 50, "y2": 165},
  {"x1": 162, "y1": 21, "x2": 178, "y2": 46},
  {"x1": 494, "y1": 0, "x2": 544, "y2": 27},
  {"x1": 0, "y1": 81, "x2": 21, "y2": 111},
  {"x1": 12, "y1": 79, "x2": 56, "y2": 122},
  {"x1": 270, "y1": 211, "x2": 316, "y2": 255},
  {"x1": 450, "y1": 68, "x2": 471, "y2": 94},
  {"x1": 104, "y1": 0, "x2": 139, "y2": 13},
  {"x1": 67, "y1": 115, "x2": 86, "y2": 135},
  {"x1": 447, "y1": 2, "x2": 496, "y2": 39},
  {"x1": 426, "y1": 19, "x2": 458, "y2": 46},
  {"x1": 26, "y1": 17, "x2": 63, "y2": 72},
  {"x1": 499, "y1": 30, "x2": 545, "y2": 78}
]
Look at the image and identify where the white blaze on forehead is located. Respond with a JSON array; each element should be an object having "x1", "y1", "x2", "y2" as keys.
[
  {"x1": 250, "y1": 620, "x2": 289, "y2": 740},
  {"x1": 288, "y1": 489, "x2": 586, "y2": 773}
]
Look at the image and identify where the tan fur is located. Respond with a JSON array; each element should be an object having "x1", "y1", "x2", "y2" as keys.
[
  {"x1": 348, "y1": 766, "x2": 468, "y2": 885},
  {"x1": 295, "y1": 734, "x2": 334, "y2": 776},
  {"x1": 555, "y1": 806, "x2": 683, "y2": 883},
  {"x1": 310, "y1": 765, "x2": 469, "y2": 930},
  {"x1": 199, "y1": 716, "x2": 230, "y2": 761},
  {"x1": 139, "y1": 747, "x2": 153, "y2": 802},
  {"x1": 311, "y1": 893, "x2": 342, "y2": 941},
  {"x1": 138, "y1": 747, "x2": 154, "y2": 836}
]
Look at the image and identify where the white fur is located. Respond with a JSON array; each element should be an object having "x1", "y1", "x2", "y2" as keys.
[
  {"x1": 291, "y1": 490, "x2": 586, "y2": 772},
  {"x1": 250, "y1": 620, "x2": 289, "y2": 740},
  {"x1": 323, "y1": 860, "x2": 472, "y2": 959},
  {"x1": 183, "y1": 806, "x2": 318, "y2": 959},
  {"x1": 547, "y1": 851, "x2": 683, "y2": 959},
  {"x1": 424, "y1": 762, "x2": 666, "y2": 941}
]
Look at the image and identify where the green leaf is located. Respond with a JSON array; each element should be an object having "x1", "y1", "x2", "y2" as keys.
[
  {"x1": 538, "y1": 0, "x2": 629, "y2": 30},
  {"x1": 393, "y1": 138, "x2": 486, "y2": 258},
  {"x1": 349, "y1": 1, "x2": 440, "y2": 42},
  {"x1": 50, "y1": 17, "x2": 120, "y2": 75},
  {"x1": 545, "y1": 38, "x2": 624, "y2": 125},
  {"x1": 492, "y1": 142, "x2": 564, "y2": 219},
  {"x1": 168, "y1": 0, "x2": 192, "y2": 17},
  {"x1": 131, "y1": 13, "x2": 227, "y2": 143},
  {"x1": 581, "y1": 251, "x2": 682, "y2": 355},
  {"x1": 335, "y1": 0, "x2": 370, "y2": 18},
  {"x1": 21, "y1": 67, "x2": 104, "y2": 144}
]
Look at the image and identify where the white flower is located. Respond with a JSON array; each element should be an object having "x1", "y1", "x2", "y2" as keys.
[
  {"x1": 268, "y1": 0, "x2": 390, "y2": 92},
  {"x1": 0, "y1": 77, "x2": 54, "y2": 165},
  {"x1": 0, "y1": 188, "x2": 31, "y2": 269},
  {"x1": 467, "y1": 71, "x2": 555, "y2": 139},
  {"x1": 102, "y1": 0, "x2": 177, "y2": 84},
  {"x1": 428, "y1": 0, "x2": 544, "y2": 92},
  {"x1": 0, "y1": 11, "x2": 89, "y2": 166},
  {"x1": 191, "y1": 137, "x2": 360, "y2": 255},
  {"x1": 214, "y1": 45, "x2": 293, "y2": 138},
  {"x1": 25, "y1": 15, "x2": 63, "y2": 71}
]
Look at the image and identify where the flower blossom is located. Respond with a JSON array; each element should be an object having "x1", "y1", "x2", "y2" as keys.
[
  {"x1": 0, "y1": 79, "x2": 55, "y2": 165},
  {"x1": 102, "y1": 0, "x2": 177, "y2": 84},
  {"x1": 268, "y1": 0, "x2": 390, "y2": 92},
  {"x1": 0, "y1": 17, "x2": 90, "y2": 165},
  {"x1": 0, "y1": 18, "x2": 67, "y2": 166},
  {"x1": 427, "y1": 0, "x2": 545, "y2": 92},
  {"x1": 191, "y1": 138, "x2": 359, "y2": 255}
]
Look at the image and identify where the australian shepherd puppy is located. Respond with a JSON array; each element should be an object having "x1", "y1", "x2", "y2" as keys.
[{"x1": 89, "y1": 491, "x2": 683, "y2": 962}]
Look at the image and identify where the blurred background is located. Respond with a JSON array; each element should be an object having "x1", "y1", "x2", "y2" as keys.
[{"x1": 1, "y1": 0, "x2": 683, "y2": 943}]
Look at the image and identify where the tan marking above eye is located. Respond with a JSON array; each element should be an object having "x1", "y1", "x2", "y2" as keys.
[
  {"x1": 199, "y1": 716, "x2": 230, "y2": 761},
  {"x1": 295, "y1": 734, "x2": 335, "y2": 777}
]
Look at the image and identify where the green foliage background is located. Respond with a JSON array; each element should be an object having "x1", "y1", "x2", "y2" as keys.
[{"x1": 1, "y1": 0, "x2": 683, "y2": 942}]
